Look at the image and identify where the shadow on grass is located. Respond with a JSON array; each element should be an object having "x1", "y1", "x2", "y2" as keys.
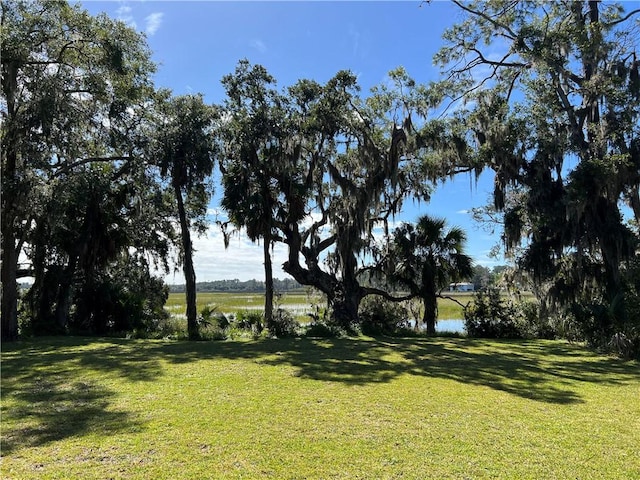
[
  {"x1": 2, "y1": 336, "x2": 639, "y2": 454},
  {"x1": 147, "y1": 336, "x2": 640, "y2": 405},
  {"x1": 1, "y1": 338, "x2": 153, "y2": 455},
  {"x1": 0, "y1": 379, "x2": 142, "y2": 456}
]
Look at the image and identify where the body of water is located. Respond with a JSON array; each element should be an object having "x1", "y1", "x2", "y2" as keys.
[
  {"x1": 408, "y1": 318, "x2": 466, "y2": 334},
  {"x1": 436, "y1": 319, "x2": 466, "y2": 333}
]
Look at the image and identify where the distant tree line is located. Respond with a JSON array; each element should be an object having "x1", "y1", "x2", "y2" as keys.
[{"x1": 168, "y1": 278, "x2": 302, "y2": 294}]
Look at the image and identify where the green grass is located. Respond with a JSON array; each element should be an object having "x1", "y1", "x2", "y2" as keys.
[
  {"x1": 166, "y1": 291, "x2": 319, "y2": 322},
  {"x1": 166, "y1": 291, "x2": 472, "y2": 321},
  {"x1": 2, "y1": 336, "x2": 639, "y2": 479}
]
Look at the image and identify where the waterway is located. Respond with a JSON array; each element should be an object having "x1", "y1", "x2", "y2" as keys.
[{"x1": 436, "y1": 319, "x2": 466, "y2": 333}]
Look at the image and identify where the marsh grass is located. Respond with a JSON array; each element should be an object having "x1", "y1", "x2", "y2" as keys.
[
  {"x1": 2, "y1": 336, "x2": 639, "y2": 479},
  {"x1": 165, "y1": 292, "x2": 472, "y2": 323}
]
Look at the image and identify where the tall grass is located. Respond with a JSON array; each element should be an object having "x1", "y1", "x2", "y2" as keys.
[{"x1": 165, "y1": 291, "x2": 473, "y2": 322}]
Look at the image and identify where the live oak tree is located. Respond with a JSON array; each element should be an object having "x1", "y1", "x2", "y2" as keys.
[
  {"x1": 1, "y1": 1, "x2": 168, "y2": 338},
  {"x1": 434, "y1": 1, "x2": 640, "y2": 338},
  {"x1": 388, "y1": 215, "x2": 473, "y2": 335},
  {"x1": 152, "y1": 93, "x2": 218, "y2": 341},
  {"x1": 220, "y1": 62, "x2": 430, "y2": 330}
]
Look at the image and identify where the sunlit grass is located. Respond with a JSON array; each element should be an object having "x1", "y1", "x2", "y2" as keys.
[{"x1": 2, "y1": 336, "x2": 639, "y2": 479}]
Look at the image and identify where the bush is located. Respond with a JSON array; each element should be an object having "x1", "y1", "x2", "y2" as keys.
[
  {"x1": 235, "y1": 310, "x2": 264, "y2": 333},
  {"x1": 199, "y1": 304, "x2": 229, "y2": 330},
  {"x1": 195, "y1": 305, "x2": 228, "y2": 340},
  {"x1": 153, "y1": 316, "x2": 189, "y2": 340},
  {"x1": 69, "y1": 260, "x2": 170, "y2": 336},
  {"x1": 519, "y1": 301, "x2": 557, "y2": 340},
  {"x1": 270, "y1": 308, "x2": 300, "y2": 338},
  {"x1": 304, "y1": 321, "x2": 343, "y2": 338},
  {"x1": 464, "y1": 287, "x2": 525, "y2": 339},
  {"x1": 572, "y1": 292, "x2": 640, "y2": 359},
  {"x1": 359, "y1": 296, "x2": 410, "y2": 335}
]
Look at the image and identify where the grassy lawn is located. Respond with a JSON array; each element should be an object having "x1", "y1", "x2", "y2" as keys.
[{"x1": 2, "y1": 336, "x2": 639, "y2": 479}]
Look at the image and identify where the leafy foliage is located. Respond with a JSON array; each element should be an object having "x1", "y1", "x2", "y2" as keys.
[
  {"x1": 151, "y1": 93, "x2": 218, "y2": 340},
  {"x1": 235, "y1": 310, "x2": 265, "y2": 334},
  {"x1": 464, "y1": 288, "x2": 525, "y2": 339},
  {"x1": 304, "y1": 321, "x2": 343, "y2": 338},
  {"x1": 436, "y1": 1, "x2": 640, "y2": 347},
  {"x1": 199, "y1": 305, "x2": 230, "y2": 331},
  {"x1": 387, "y1": 215, "x2": 473, "y2": 334},
  {"x1": 358, "y1": 296, "x2": 410, "y2": 336},
  {"x1": 1, "y1": 0, "x2": 171, "y2": 338},
  {"x1": 219, "y1": 62, "x2": 435, "y2": 330},
  {"x1": 270, "y1": 308, "x2": 301, "y2": 338}
]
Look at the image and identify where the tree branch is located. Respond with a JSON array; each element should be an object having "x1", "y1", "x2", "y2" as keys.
[
  {"x1": 53, "y1": 156, "x2": 130, "y2": 177},
  {"x1": 17, "y1": 268, "x2": 34, "y2": 279},
  {"x1": 469, "y1": 47, "x2": 528, "y2": 69},
  {"x1": 437, "y1": 293, "x2": 471, "y2": 309},
  {"x1": 362, "y1": 286, "x2": 415, "y2": 302},
  {"x1": 603, "y1": 8, "x2": 640, "y2": 28},
  {"x1": 451, "y1": 0, "x2": 519, "y2": 40}
]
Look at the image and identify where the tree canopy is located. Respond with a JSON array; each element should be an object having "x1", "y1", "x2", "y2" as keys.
[
  {"x1": 2, "y1": 1, "x2": 639, "y2": 353},
  {"x1": 1, "y1": 0, "x2": 172, "y2": 338},
  {"x1": 433, "y1": 0, "x2": 640, "y2": 342},
  {"x1": 388, "y1": 215, "x2": 473, "y2": 335},
  {"x1": 219, "y1": 62, "x2": 436, "y2": 329},
  {"x1": 151, "y1": 92, "x2": 218, "y2": 340}
]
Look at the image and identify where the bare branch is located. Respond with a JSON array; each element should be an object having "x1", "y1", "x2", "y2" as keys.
[
  {"x1": 469, "y1": 47, "x2": 528, "y2": 69},
  {"x1": 437, "y1": 293, "x2": 471, "y2": 310},
  {"x1": 603, "y1": 8, "x2": 640, "y2": 28},
  {"x1": 451, "y1": 0, "x2": 519, "y2": 40},
  {"x1": 53, "y1": 156, "x2": 130, "y2": 177}
]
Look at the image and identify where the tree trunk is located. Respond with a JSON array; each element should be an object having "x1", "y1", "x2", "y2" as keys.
[
  {"x1": 55, "y1": 256, "x2": 78, "y2": 332},
  {"x1": 175, "y1": 184, "x2": 199, "y2": 340},
  {"x1": 28, "y1": 222, "x2": 63, "y2": 334},
  {"x1": 282, "y1": 225, "x2": 363, "y2": 330},
  {"x1": 1, "y1": 228, "x2": 19, "y2": 341},
  {"x1": 423, "y1": 293, "x2": 438, "y2": 336},
  {"x1": 328, "y1": 282, "x2": 362, "y2": 332},
  {"x1": 1, "y1": 59, "x2": 19, "y2": 342},
  {"x1": 263, "y1": 232, "x2": 274, "y2": 332}
]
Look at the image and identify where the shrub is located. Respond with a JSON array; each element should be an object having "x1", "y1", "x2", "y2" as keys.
[
  {"x1": 235, "y1": 310, "x2": 264, "y2": 333},
  {"x1": 270, "y1": 308, "x2": 300, "y2": 338},
  {"x1": 518, "y1": 301, "x2": 558, "y2": 340},
  {"x1": 199, "y1": 304, "x2": 229, "y2": 330},
  {"x1": 359, "y1": 296, "x2": 410, "y2": 335},
  {"x1": 153, "y1": 316, "x2": 189, "y2": 340},
  {"x1": 464, "y1": 287, "x2": 525, "y2": 339},
  {"x1": 304, "y1": 321, "x2": 343, "y2": 338}
]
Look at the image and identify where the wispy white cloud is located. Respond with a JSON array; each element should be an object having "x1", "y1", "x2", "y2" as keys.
[
  {"x1": 145, "y1": 12, "x2": 164, "y2": 36},
  {"x1": 348, "y1": 24, "x2": 360, "y2": 57},
  {"x1": 116, "y1": 4, "x2": 137, "y2": 29},
  {"x1": 116, "y1": 4, "x2": 131, "y2": 17},
  {"x1": 162, "y1": 224, "x2": 290, "y2": 283},
  {"x1": 206, "y1": 208, "x2": 227, "y2": 219},
  {"x1": 456, "y1": 209, "x2": 469, "y2": 214},
  {"x1": 250, "y1": 39, "x2": 267, "y2": 53}
]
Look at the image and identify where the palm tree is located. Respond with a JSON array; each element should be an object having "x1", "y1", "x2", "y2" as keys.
[
  {"x1": 219, "y1": 61, "x2": 288, "y2": 332},
  {"x1": 154, "y1": 93, "x2": 217, "y2": 340},
  {"x1": 389, "y1": 215, "x2": 473, "y2": 335}
]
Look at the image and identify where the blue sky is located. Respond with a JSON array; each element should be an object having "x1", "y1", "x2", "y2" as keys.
[{"x1": 82, "y1": 1, "x2": 502, "y2": 282}]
